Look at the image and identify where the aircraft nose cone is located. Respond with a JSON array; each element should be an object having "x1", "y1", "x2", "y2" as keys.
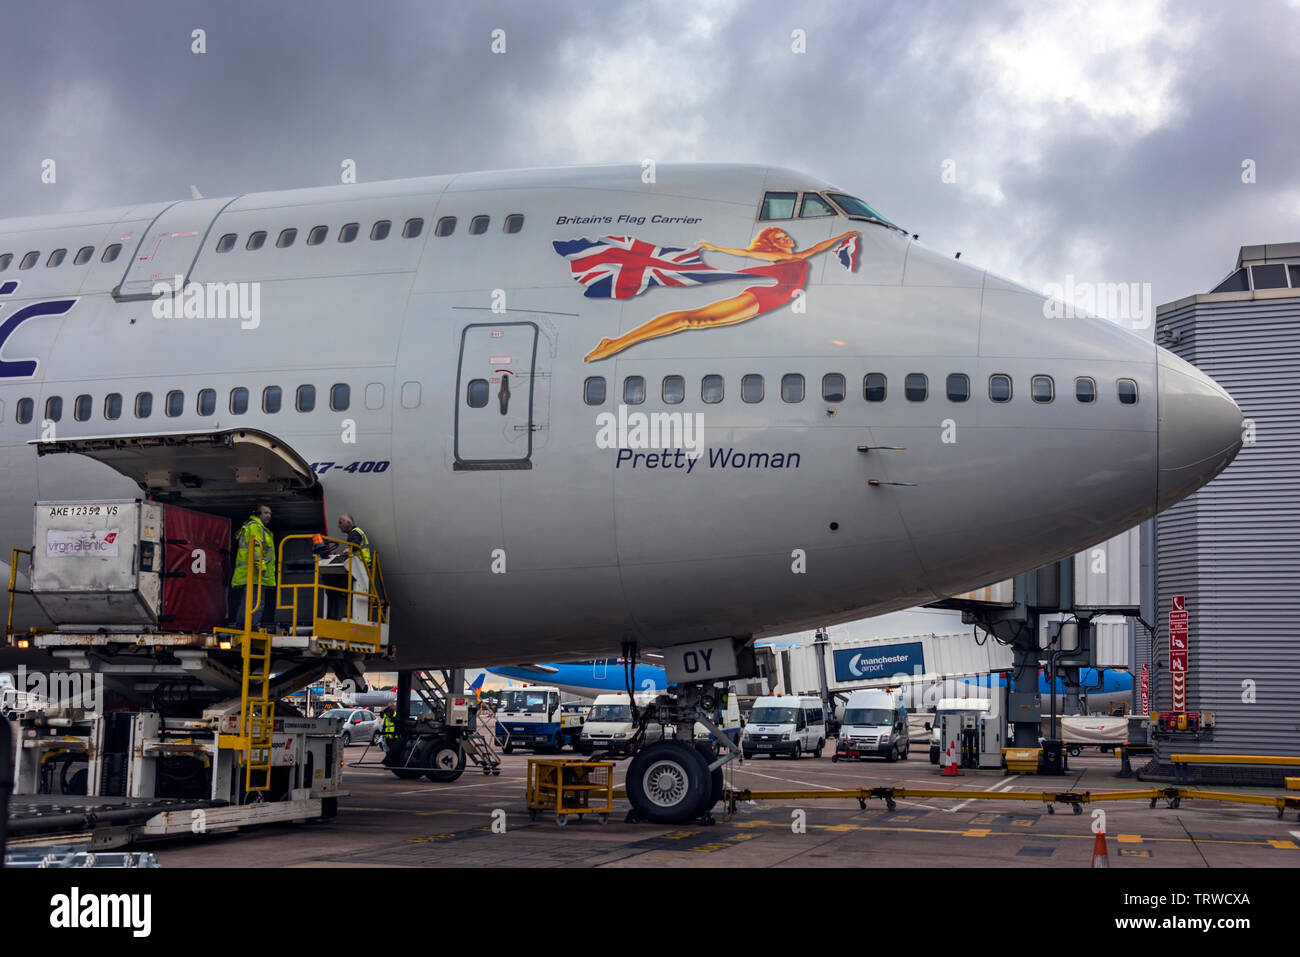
[{"x1": 1156, "y1": 347, "x2": 1243, "y2": 511}]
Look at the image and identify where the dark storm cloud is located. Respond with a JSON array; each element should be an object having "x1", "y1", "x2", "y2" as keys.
[{"x1": 3, "y1": 0, "x2": 1296, "y2": 306}]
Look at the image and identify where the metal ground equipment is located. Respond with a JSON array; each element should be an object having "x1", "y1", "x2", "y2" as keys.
[{"x1": 2, "y1": 431, "x2": 398, "y2": 847}]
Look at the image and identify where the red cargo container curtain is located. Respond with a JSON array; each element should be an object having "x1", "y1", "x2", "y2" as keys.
[{"x1": 162, "y1": 505, "x2": 231, "y2": 632}]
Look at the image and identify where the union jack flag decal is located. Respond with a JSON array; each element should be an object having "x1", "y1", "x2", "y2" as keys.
[
  {"x1": 833, "y1": 234, "x2": 860, "y2": 271},
  {"x1": 551, "y1": 236, "x2": 750, "y2": 299}
]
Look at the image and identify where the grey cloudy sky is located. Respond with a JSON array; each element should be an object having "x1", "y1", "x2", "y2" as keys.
[{"x1": 5, "y1": 0, "x2": 1297, "y2": 310}]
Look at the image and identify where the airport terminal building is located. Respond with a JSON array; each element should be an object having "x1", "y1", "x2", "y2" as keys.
[{"x1": 1150, "y1": 243, "x2": 1300, "y2": 760}]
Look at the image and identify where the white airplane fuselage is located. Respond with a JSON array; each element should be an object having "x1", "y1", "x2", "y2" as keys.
[{"x1": 0, "y1": 165, "x2": 1242, "y2": 666}]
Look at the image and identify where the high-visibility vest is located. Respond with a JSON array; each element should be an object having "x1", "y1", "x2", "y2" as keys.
[
  {"x1": 382, "y1": 713, "x2": 397, "y2": 737},
  {"x1": 350, "y1": 526, "x2": 372, "y2": 568},
  {"x1": 231, "y1": 516, "x2": 276, "y2": 586}
]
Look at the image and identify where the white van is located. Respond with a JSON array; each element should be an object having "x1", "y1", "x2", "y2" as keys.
[
  {"x1": 578, "y1": 692, "x2": 662, "y2": 755},
  {"x1": 839, "y1": 688, "x2": 909, "y2": 761},
  {"x1": 693, "y1": 690, "x2": 743, "y2": 753},
  {"x1": 742, "y1": 695, "x2": 826, "y2": 759}
]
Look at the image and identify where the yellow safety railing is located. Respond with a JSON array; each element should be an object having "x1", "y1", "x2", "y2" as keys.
[
  {"x1": 215, "y1": 542, "x2": 276, "y2": 792},
  {"x1": 6, "y1": 547, "x2": 32, "y2": 639},
  {"x1": 275, "y1": 533, "x2": 388, "y2": 653}
]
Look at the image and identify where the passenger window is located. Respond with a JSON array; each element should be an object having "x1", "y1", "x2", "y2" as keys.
[
  {"x1": 44, "y1": 396, "x2": 62, "y2": 423},
  {"x1": 946, "y1": 373, "x2": 970, "y2": 402},
  {"x1": 16, "y1": 397, "x2": 33, "y2": 424},
  {"x1": 101, "y1": 244, "x2": 122, "y2": 263},
  {"x1": 165, "y1": 391, "x2": 184, "y2": 417},
  {"x1": 469, "y1": 215, "x2": 489, "y2": 235},
  {"x1": 905, "y1": 373, "x2": 928, "y2": 401},
  {"x1": 467, "y1": 379, "x2": 489, "y2": 408},
  {"x1": 403, "y1": 218, "x2": 424, "y2": 239},
  {"x1": 370, "y1": 220, "x2": 391, "y2": 241},
  {"x1": 1031, "y1": 375, "x2": 1054, "y2": 403},
  {"x1": 296, "y1": 384, "x2": 316, "y2": 412},
  {"x1": 504, "y1": 214, "x2": 525, "y2": 234},
  {"x1": 104, "y1": 393, "x2": 122, "y2": 420},
  {"x1": 0, "y1": 253, "x2": 11, "y2": 271},
  {"x1": 365, "y1": 383, "x2": 385, "y2": 410},
  {"x1": 822, "y1": 373, "x2": 846, "y2": 403},
  {"x1": 74, "y1": 246, "x2": 94, "y2": 265},
  {"x1": 436, "y1": 217, "x2": 457, "y2": 237},
  {"x1": 307, "y1": 225, "x2": 328, "y2": 245},
  {"x1": 989, "y1": 374, "x2": 1012, "y2": 402},
  {"x1": 73, "y1": 394, "x2": 91, "y2": 421},
  {"x1": 584, "y1": 377, "x2": 607, "y2": 405},
  {"x1": 330, "y1": 383, "x2": 350, "y2": 411},
  {"x1": 623, "y1": 376, "x2": 646, "y2": 405},
  {"x1": 759, "y1": 191, "x2": 797, "y2": 221},
  {"x1": 702, "y1": 374, "x2": 724, "y2": 403},
  {"x1": 401, "y1": 381, "x2": 421, "y2": 408},
  {"x1": 1117, "y1": 379, "x2": 1139, "y2": 405},
  {"x1": 276, "y1": 228, "x2": 297, "y2": 248},
  {"x1": 47, "y1": 249, "x2": 67, "y2": 267},
  {"x1": 662, "y1": 375, "x2": 685, "y2": 404},
  {"x1": 246, "y1": 231, "x2": 267, "y2": 251},
  {"x1": 781, "y1": 373, "x2": 805, "y2": 403},
  {"x1": 19, "y1": 252, "x2": 39, "y2": 270},
  {"x1": 197, "y1": 389, "x2": 216, "y2": 416},
  {"x1": 799, "y1": 193, "x2": 835, "y2": 217},
  {"x1": 741, "y1": 374, "x2": 764, "y2": 403},
  {"x1": 1075, "y1": 377, "x2": 1096, "y2": 403},
  {"x1": 338, "y1": 223, "x2": 359, "y2": 243},
  {"x1": 263, "y1": 386, "x2": 282, "y2": 414},
  {"x1": 864, "y1": 373, "x2": 886, "y2": 402},
  {"x1": 135, "y1": 392, "x2": 153, "y2": 418},
  {"x1": 215, "y1": 234, "x2": 237, "y2": 253},
  {"x1": 230, "y1": 387, "x2": 249, "y2": 415}
]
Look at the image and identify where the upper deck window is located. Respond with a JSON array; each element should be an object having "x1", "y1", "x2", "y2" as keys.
[
  {"x1": 215, "y1": 234, "x2": 237, "y2": 253},
  {"x1": 74, "y1": 246, "x2": 94, "y2": 265},
  {"x1": 403, "y1": 218, "x2": 424, "y2": 239},
  {"x1": 47, "y1": 249, "x2": 67, "y2": 267},
  {"x1": 371, "y1": 220, "x2": 391, "y2": 241},
  {"x1": 759, "y1": 191, "x2": 797, "y2": 221},
  {"x1": 827, "y1": 193, "x2": 893, "y2": 226},
  {"x1": 276, "y1": 228, "x2": 297, "y2": 248},
  {"x1": 469, "y1": 215, "x2": 490, "y2": 235},
  {"x1": 504, "y1": 214, "x2": 525, "y2": 234},
  {"x1": 246, "y1": 231, "x2": 267, "y2": 251},
  {"x1": 799, "y1": 193, "x2": 835, "y2": 218},
  {"x1": 0, "y1": 254, "x2": 11, "y2": 271},
  {"x1": 19, "y1": 252, "x2": 38, "y2": 270},
  {"x1": 338, "y1": 223, "x2": 359, "y2": 243},
  {"x1": 101, "y1": 244, "x2": 122, "y2": 263},
  {"x1": 307, "y1": 225, "x2": 328, "y2": 246}
]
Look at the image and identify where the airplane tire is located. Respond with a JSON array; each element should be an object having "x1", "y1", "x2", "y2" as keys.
[
  {"x1": 626, "y1": 741, "x2": 711, "y2": 824},
  {"x1": 695, "y1": 742, "x2": 723, "y2": 813}
]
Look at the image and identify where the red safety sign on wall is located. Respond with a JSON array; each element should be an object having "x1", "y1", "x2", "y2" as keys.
[
  {"x1": 1140, "y1": 663, "x2": 1150, "y2": 713},
  {"x1": 1169, "y1": 595, "x2": 1188, "y2": 711}
]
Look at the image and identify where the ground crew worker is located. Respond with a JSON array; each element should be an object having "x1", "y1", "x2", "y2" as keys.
[
  {"x1": 380, "y1": 702, "x2": 399, "y2": 753},
  {"x1": 336, "y1": 514, "x2": 371, "y2": 621},
  {"x1": 229, "y1": 504, "x2": 277, "y2": 629}
]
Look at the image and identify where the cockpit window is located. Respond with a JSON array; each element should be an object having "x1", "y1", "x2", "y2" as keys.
[
  {"x1": 827, "y1": 193, "x2": 893, "y2": 226},
  {"x1": 799, "y1": 193, "x2": 835, "y2": 218},
  {"x1": 759, "y1": 191, "x2": 798, "y2": 221}
]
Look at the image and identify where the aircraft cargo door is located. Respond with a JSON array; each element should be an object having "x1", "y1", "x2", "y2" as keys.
[{"x1": 454, "y1": 322, "x2": 539, "y2": 470}]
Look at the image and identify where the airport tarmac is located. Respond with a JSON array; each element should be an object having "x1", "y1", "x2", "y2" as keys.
[{"x1": 145, "y1": 744, "x2": 1300, "y2": 868}]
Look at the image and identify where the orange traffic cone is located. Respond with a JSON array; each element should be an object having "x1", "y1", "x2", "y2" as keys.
[
  {"x1": 943, "y1": 740, "x2": 959, "y2": 776},
  {"x1": 1091, "y1": 830, "x2": 1109, "y2": 868}
]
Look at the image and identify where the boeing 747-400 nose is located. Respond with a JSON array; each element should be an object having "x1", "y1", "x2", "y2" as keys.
[{"x1": 1156, "y1": 347, "x2": 1244, "y2": 511}]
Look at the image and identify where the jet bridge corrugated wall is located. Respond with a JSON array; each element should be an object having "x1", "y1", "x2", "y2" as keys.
[{"x1": 1154, "y1": 290, "x2": 1300, "y2": 756}]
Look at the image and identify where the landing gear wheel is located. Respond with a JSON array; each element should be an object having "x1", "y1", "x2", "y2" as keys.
[
  {"x1": 695, "y1": 742, "x2": 724, "y2": 816},
  {"x1": 814, "y1": 739, "x2": 825, "y2": 758},
  {"x1": 390, "y1": 769, "x2": 423, "y2": 780},
  {"x1": 424, "y1": 739, "x2": 467, "y2": 782},
  {"x1": 626, "y1": 741, "x2": 711, "y2": 825}
]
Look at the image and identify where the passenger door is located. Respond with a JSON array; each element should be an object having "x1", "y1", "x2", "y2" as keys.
[
  {"x1": 114, "y1": 197, "x2": 240, "y2": 300},
  {"x1": 453, "y1": 322, "x2": 539, "y2": 469}
]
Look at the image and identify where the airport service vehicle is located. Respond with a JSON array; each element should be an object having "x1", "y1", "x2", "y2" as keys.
[
  {"x1": 742, "y1": 695, "x2": 826, "y2": 758},
  {"x1": 929, "y1": 697, "x2": 999, "y2": 768},
  {"x1": 834, "y1": 688, "x2": 908, "y2": 762},
  {"x1": 1047, "y1": 714, "x2": 1129, "y2": 756},
  {"x1": 494, "y1": 686, "x2": 584, "y2": 752},
  {"x1": 693, "y1": 690, "x2": 743, "y2": 753},
  {"x1": 579, "y1": 692, "x2": 662, "y2": 755},
  {"x1": 321, "y1": 707, "x2": 382, "y2": 746},
  {"x1": 0, "y1": 163, "x2": 1243, "y2": 826}
]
